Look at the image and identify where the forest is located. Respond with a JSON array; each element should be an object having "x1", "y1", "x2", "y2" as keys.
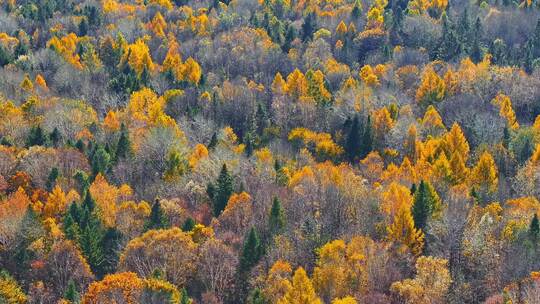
[{"x1": 1, "y1": 0, "x2": 540, "y2": 303}]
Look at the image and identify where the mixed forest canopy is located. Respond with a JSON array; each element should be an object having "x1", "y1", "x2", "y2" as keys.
[{"x1": 1, "y1": 0, "x2": 540, "y2": 303}]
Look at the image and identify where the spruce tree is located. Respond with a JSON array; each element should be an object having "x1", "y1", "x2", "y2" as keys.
[
  {"x1": 301, "y1": 12, "x2": 316, "y2": 42},
  {"x1": 78, "y1": 17, "x2": 89, "y2": 36},
  {"x1": 79, "y1": 217, "x2": 105, "y2": 276},
  {"x1": 351, "y1": 0, "x2": 362, "y2": 19},
  {"x1": 180, "y1": 288, "x2": 191, "y2": 304},
  {"x1": 182, "y1": 217, "x2": 196, "y2": 232},
  {"x1": 269, "y1": 197, "x2": 286, "y2": 235},
  {"x1": 14, "y1": 207, "x2": 44, "y2": 269},
  {"x1": 64, "y1": 279, "x2": 80, "y2": 303},
  {"x1": 101, "y1": 227, "x2": 122, "y2": 274},
  {"x1": 0, "y1": 44, "x2": 11, "y2": 67},
  {"x1": 26, "y1": 125, "x2": 47, "y2": 147},
  {"x1": 46, "y1": 167, "x2": 59, "y2": 191},
  {"x1": 115, "y1": 123, "x2": 131, "y2": 160},
  {"x1": 49, "y1": 127, "x2": 62, "y2": 147},
  {"x1": 282, "y1": 24, "x2": 296, "y2": 53},
  {"x1": 208, "y1": 132, "x2": 218, "y2": 150},
  {"x1": 63, "y1": 212, "x2": 81, "y2": 242},
  {"x1": 239, "y1": 227, "x2": 263, "y2": 273},
  {"x1": 91, "y1": 146, "x2": 111, "y2": 176},
  {"x1": 360, "y1": 115, "x2": 373, "y2": 159},
  {"x1": 210, "y1": 164, "x2": 234, "y2": 216},
  {"x1": 436, "y1": 13, "x2": 460, "y2": 61},
  {"x1": 345, "y1": 115, "x2": 361, "y2": 162},
  {"x1": 530, "y1": 213, "x2": 540, "y2": 240},
  {"x1": 144, "y1": 199, "x2": 170, "y2": 231},
  {"x1": 248, "y1": 288, "x2": 268, "y2": 304},
  {"x1": 412, "y1": 180, "x2": 440, "y2": 230}
]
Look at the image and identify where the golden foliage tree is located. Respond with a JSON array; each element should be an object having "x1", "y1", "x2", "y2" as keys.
[
  {"x1": 491, "y1": 93, "x2": 519, "y2": 130},
  {"x1": 277, "y1": 267, "x2": 322, "y2": 304},
  {"x1": 416, "y1": 67, "x2": 446, "y2": 107},
  {"x1": 119, "y1": 227, "x2": 198, "y2": 286},
  {"x1": 387, "y1": 206, "x2": 425, "y2": 256},
  {"x1": 391, "y1": 256, "x2": 452, "y2": 304}
]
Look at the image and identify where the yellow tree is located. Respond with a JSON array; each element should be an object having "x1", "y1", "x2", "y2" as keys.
[
  {"x1": 263, "y1": 260, "x2": 293, "y2": 303},
  {"x1": 286, "y1": 69, "x2": 308, "y2": 100},
  {"x1": 148, "y1": 12, "x2": 167, "y2": 38},
  {"x1": 0, "y1": 271, "x2": 27, "y2": 303},
  {"x1": 89, "y1": 174, "x2": 132, "y2": 227},
  {"x1": 336, "y1": 21, "x2": 348, "y2": 36},
  {"x1": 82, "y1": 272, "x2": 143, "y2": 304},
  {"x1": 422, "y1": 105, "x2": 446, "y2": 136},
  {"x1": 278, "y1": 267, "x2": 322, "y2": 304},
  {"x1": 391, "y1": 256, "x2": 452, "y2": 304},
  {"x1": 491, "y1": 93, "x2": 519, "y2": 129},
  {"x1": 119, "y1": 227, "x2": 198, "y2": 286},
  {"x1": 272, "y1": 72, "x2": 287, "y2": 95},
  {"x1": 162, "y1": 38, "x2": 183, "y2": 81},
  {"x1": 332, "y1": 297, "x2": 357, "y2": 304},
  {"x1": 312, "y1": 240, "x2": 349, "y2": 301},
  {"x1": 449, "y1": 152, "x2": 468, "y2": 184},
  {"x1": 121, "y1": 38, "x2": 154, "y2": 76},
  {"x1": 404, "y1": 125, "x2": 419, "y2": 162},
  {"x1": 381, "y1": 182, "x2": 414, "y2": 220},
  {"x1": 35, "y1": 74, "x2": 48, "y2": 91},
  {"x1": 532, "y1": 144, "x2": 540, "y2": 165},
  {"x1": 470, "y1": 151, "x2": 498, "y2": 194},
  {"x1": 360, "y1": 65, "x2": 379, "y2": 86},
  {"x1": 416, "y1": 67, "x2": 446, "y2": 107},
  {"x1": 387, "y1": 206, "x2": 425, "y2": 256},
  {"x1": 43, "y1": 185, "x2": 68, "y2": 219},
  {"x1": 188, "y1": 143, "x2": 209, "y2": 168},
  {"x1": 182, "y1": 57, "x2": 202, "y2": 85},
  {"x1": 20, "y1": 74, "x2": 33, "y2": 92},
  {"x1": 443, "y1": 123, "x2": 470, "y2": 162}
]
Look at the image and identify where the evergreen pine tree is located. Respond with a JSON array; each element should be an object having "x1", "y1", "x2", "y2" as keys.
[
  {"x1": 436, "y1": 13, "x2": 460, "y2": 61},
  {"x1": 502, "y1": 126, "x2": 511, "y2": 149},
  {"x1": 180, "y1": 288, "x2": 191, "y2": 304},
  {"x1": 14, "y1": 207, "x2": 44, "y2": 269},
  {"x1": 412, "y1": 180, "x2": 440, "y2": 230},
  {"x1": 182, "y1": 217, "x2": 196, "y2": 232},
  {"x1": 0, "y1": 44, "x2": 11, "y2": 67},
  {"x1": 239, "y1": 227, "x2": 263, "y2": 273},
  {"x1": 530, "y1": 213, "x2": 540, "y2": 240},
  {"x1": 144, "y1": 199, "x2": 170, "y2": 231},
  {"x1": 64, "y1": 279, "x2": 80, "y2": 303},
  {"x1": 208, "y1": 132, "x2": 218, "y2": 150},
  {"x1": 457, "y1": 8, "x2": 471, "y2": 51},
  {"x1": 49, "y1": 127, "x2": 62, "y2": 147},
  {"x1": 101, "y1": 227, "x2": 122, "y2": 275},
  {"x1": 26, "y1": 125, "x2": 47, "y2": 147},
  {"x1": 345, "y1": 115, "x2": 361, "y2": 162},
  {"x1": 360, "y1": 115, "x2": 373, "y2": 159},
  {"x1": 211, "y1": 164, "x2": 234, "y2": 216},
  {"x1": 79, "y1": 218, "x2": 105, "y2": 276},
  {"x1": 301, "y1": 12, "x2": 316, "y2": 42},
  {"x1": 115, "y1": 123, "x2": 131, "y2": 160},
  {"x1": 351, "y1": 0, "x2": 362, "y2": 19},
  {"x1": 269, "y1": 197, "x2": 286, "y2": 235},
  {"x1": 91, "y1": 146, "x2": 111, "y2": 176},
  {"x1": 82, "y1": 191, "x2": 96, "y2": 212},
  {"x1": 63, "y1": 212, "x2": 81, "y2": 241},
  {"x1": 282, "y1": 24, "x2": 296, "y2": 52},
  {"x1": 46, "y1": 167, "x2": 59, "y2": 191},
  {"x1": 248, "y1": 288, "x2": 268, "y2": 304},
  {"x1": 79, "y1": 17, "x2": 89, "y2": 36}
]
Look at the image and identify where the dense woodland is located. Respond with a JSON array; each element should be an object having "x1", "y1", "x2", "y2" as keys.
[{"x1": 1, "y1": 0, "x2": 540, "y2": 303}]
